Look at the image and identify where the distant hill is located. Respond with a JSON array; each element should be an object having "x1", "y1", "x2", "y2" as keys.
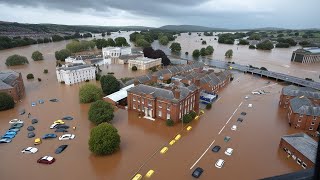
[{"x1": 158, "y1": 25, "x2": 229, "y2": 32}]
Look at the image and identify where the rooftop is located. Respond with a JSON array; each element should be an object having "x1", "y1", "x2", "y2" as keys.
[
  {"x1": 289, "y1": 96, "x2": 320, "y2": 116},
  {"x1": 57, "y1": 64, "x2": 93, "y2": 71},
  {"x1": 0, "y1": 70, "x2": 19, "y2": 90},
  {"x1": 104, "y1": 84, "x2": 134, "y2": 102},
  {"x1": 281, "y1": 133, "x2": 318, "y2": 163},
  {"x1": 282, "y1": 85, "x2": 320, "y2": 100}
]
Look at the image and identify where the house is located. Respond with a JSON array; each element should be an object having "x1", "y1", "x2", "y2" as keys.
[
  {"x1": 279, "y1": 85, "x2": 320, "y2": 108},
  {"x1": 56, "y1": 64, "x2": 96, "y2": 85},
  {"x1": 291, "y1": 47, "x2": 320, "y2": 63},
  {"x1": 128, "y1": 57, "x2": 162, "y2": 70},
  {"x1": 279, "y1": 133, "x2": 318, "y2": 169},
  {"x1": 102, "y1": 47, "x2": 131, "y2": 64},
  {"x1": 0, "y1": 70, "x2": 25, "y2": 101}
]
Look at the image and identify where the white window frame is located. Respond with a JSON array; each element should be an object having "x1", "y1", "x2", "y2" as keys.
[{"x1": 309, "y1": 127, "x2": 313, "y2": 131}]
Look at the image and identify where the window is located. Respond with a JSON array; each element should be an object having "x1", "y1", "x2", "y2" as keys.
[
  {"x1": 309, "y1": 127, "x2": 313, "y2": 131},
  {"x1": 167, "y1": 104, "x2": 170, "y2": 111},
  {"x1": 311, "y1": 122, "x2": 315, "y2": 125},
  {"x1": 283, "y1": 147, "x2": 288, "y2": 152},
  {"x1": 133, "y1": 104, "x2": 136, "y2": 109},
  {"x1": 158, "y1": 110, "x2": 162, "y2": 117},
  {"x1": 313, "y1": 116, "x2": 317, "y2": 120},
  {"x1": 302, "y1": 163, "x2": 307, "y2": 169},
  {"x1": 133, "y1": 96, "x2": 136, "y2": 101},
  {"x1": 297, "y1": 158, "x2": 301, "y2": 165},
  {"x1": 286, "y1": 96, "x2": 289, "y2": 99},
  {"x1": 298, "y1": 119, "x2": 302, "y2": 122},
  {"x1": 299, "y1": 114, "x2": 303, "y2": 118},
  {"x1": 159, "y1": 102, "x2": 162, "y2": 108},
  {"x1": 167, "y1": 113, "x2": 170, "y2": 120}
]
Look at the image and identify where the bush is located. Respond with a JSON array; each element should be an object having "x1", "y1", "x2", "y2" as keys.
[
  {"x1": 38, "y1": 78, "x2": 41, "y2": 82},
  {"x1": 88, "y1": 123, "x2": 120, "y2": 155},
  {"x1": 5, "y1": 55, "x2": 29, "y2": 66},
  {"x1": 238, "y1": 39, "x2": 249, "y2": 45},
  {"x1": 79, "y1": 84, "x2": 103, "y2": 103},
  {"x1": 182, "y1": 114, "x2": 193, "y2": 123},
  {"x1": 43, "y1": 69, "x2": 48, "y2": 74},
  {"x1": 26, "y1": 73, "x2": 34, "y2": 79},
  {"x1": 189, "y1": 111, "x2": 197, "y2": 119},
  {"x1": 60, "y1": 81, "x2": 65, "y2": 84},
  {"x1": 206, "y1": 103, "x2": 212, "y2": 109},
  {"x1": 166, "y1": 119, "x2": 174, "y2": 126},
  {"x1": 96, "y1": 73, "x2": 101, "y2": 81},
  {"x1": 88, "y1": 100, "x2": 114, "y2": 125},
  {"x1": 185, "y1": 52, "x2": 189, "y2": 55},
  {"x1": 169, "y1": 42, "x2": 181, "y2": 52},
  {"x1": 276, "y1": 43, "x2": 290, "y2": 48},
  {"x1": 200, "y1": 48, "x2": 206, "y2": 56},
  {"x1": 31, "y1": 51, "x2": 43, "y2": 61},
  {"x1": 202, "y1": 40, "x2": 207, "y2": 45},
  {"x1": 0, "y1": 92, "x2": 14, "y2": 111},
  {"x1": 132, "y1": 66, "x2": 138, "y2": 71},
  {"x1": 205, "y1": 45, "x2": 214, "y2": 55},
  {"x1": 249, "y1": 45, "x2": 256, "y2": 49},
  {"x1": 192, "y1": 49, "x2": 200, "y2": 57},
  {"x1": 107, "y1": 72, "x2": 115, "y2": 74},
  {"x1": 256, "y1": 40, "x2": 274, "y2": 50},
  {"x1": 100, "y1": 75, "x2": 120, "y2": 95},
  {"x1": 225, "y1": 49, "x2": 233, "y2": 58},
  {"x1": 55, "y1": 49, "x2": 71, "y2": 61}
]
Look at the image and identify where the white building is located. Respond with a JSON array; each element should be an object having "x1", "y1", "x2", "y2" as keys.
[
  {"x1": 56, "y1": 64, "x2": 96, "y2": 85},
  {"x1": 128, "y1": 57, "x2": 162, "y2": 70},
  {"x1": 102, "y1": 47, "x2": 132, "y2": 64},
  {"x1": 65, "y1": 56, "x2": 85, "y2": 64}
]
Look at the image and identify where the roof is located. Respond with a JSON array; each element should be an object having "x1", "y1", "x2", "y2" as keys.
[
  {"x1": 289, "y1": 97, "x2": 320, "y2": 116},
  {"x1": 57, "y1": 64, "x2": 93, "y2": 71},
  {"x1": 281, "y1": 133, "x2": 318, "y2": 163},
  {"x1": 104, "y1": 84, "x2": 134, "y2": 102},
  {"x1": 0, "y1": 70, "x2": 19, "y2": 90},
  {"x1": 282, "y1": 85, "x2": 320, "y2": 100},
  {"x1": 119, "y1": 54, "x2": 142, "y2": 60}
]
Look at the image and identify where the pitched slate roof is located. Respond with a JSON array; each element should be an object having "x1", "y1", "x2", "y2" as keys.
[
  {"x1": 0, "y1": 70, "x2": 19, "y2": 90},
  {"x1": 289, "y1": 97, "x2": 320, "y2": 116},
  {"x1": 57, "y1": 64, "x2": 92, "y2": 71},
  {"x1": 281, "y1": 133, "x2": 318, "y2": 163},
  {"x1": 282, "y1": 85, "x2": 320, "y2": 100}
]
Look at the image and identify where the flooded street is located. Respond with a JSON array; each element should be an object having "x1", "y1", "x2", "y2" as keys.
[{"x1": 0, "y1": 32, "x2": 317, "y2": 180}]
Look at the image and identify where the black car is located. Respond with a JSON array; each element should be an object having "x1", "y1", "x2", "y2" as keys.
[
  {"x1": 192, "y1": 167, "x2": 204, "y2": 178},
  {"x1": 55, "y1": 125, "x2": 69, "y2": 129},
  {"x1": 55, "y1": 128, "x2": 68, "y2": 133},
  {"x1": 31, "y1": 119, "x2": 38, "y2": 124},
  {"x1": 49, "y1": 98, "x2": 59, "y2": 102},
  {"x1": 28, "y1": 132, "x2": 35, "y2": 138},
  {"x1": 55, "y1": 145, "x2": 68, "y2": 154},
  {"x1": 19, "y1": 109, "x2": 25, "y2": 115},
  {"x1": 61, "y1": 116, "x2": 73, "y2": 120},
  {"x1": 237, "y1": 118, "x2": 243, "y2": 122},
  {"x1": 212, "y1": 145, "x2": 221, "y2": 152},
  {"x1": 241, "y1": 112, "x2": 247, "y2": 116}
]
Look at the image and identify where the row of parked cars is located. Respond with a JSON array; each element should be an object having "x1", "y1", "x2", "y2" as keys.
[
  {"x1": 192, "y1": 111, "x2": 247, "y2": 178},
  {"x1": 0, "y1": 119, "x2": 25, "y2": 143}
]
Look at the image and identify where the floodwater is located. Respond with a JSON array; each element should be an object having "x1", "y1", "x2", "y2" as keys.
[{"x1": 0, "y1": 31, "x2": 316, "y2": 180}]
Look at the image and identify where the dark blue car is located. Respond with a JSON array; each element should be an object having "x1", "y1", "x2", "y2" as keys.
[{"x1": 42, "y1": 134, "x2": 57, "y2": 139}]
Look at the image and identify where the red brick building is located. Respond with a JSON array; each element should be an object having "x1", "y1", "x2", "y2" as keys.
[
  {"x1": 279, "y1": 133, "x2": 317, "y2": 169},
  {"x1": 0, "y1": 70, "x2": 25, "y2": 101},
  {"x1": 127, "y1": 82, "x2": 200, "y2": 122}
]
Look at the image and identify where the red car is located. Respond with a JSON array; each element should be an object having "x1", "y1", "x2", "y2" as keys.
[{"x1": 37, "y1": 156, "x2": 55, "y2": 164}]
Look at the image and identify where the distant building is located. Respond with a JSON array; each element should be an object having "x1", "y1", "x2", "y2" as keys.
[
  {"x1": 102, "y1": 47, "x2": 131, "y2": 64},
  {"x1": 118, "y1": 54, "x2": 142, "y2": 64},
  {"x1": 65, "y1": 55, "x2": 107, "y2": 66},
  {"x1": 65, "y1": 56, "x2": 85, "y2": 64},
  {"x1": 0, "y1": 70, "x2": 25, "y2": 101},
  {"x1": 279, "y1": 133, "x2": 317, "y2": 169},
  {"x1": 128, "y1": 57, "x2": 162, "y2": 70},
  {"x1": 291, "y1": 47, "x2": 320, "y2": 63},
  {"x1": 56, "y1": 64, "x2": 96, "y2": 85}
]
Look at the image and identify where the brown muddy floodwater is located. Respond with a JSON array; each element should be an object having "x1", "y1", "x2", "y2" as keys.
[{"x1": 0, "y1": 31, "x2": 316, "y2": 180}]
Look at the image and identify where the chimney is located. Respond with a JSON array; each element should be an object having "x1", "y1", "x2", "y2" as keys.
[
  {"x1": 174, "y1": 89, "x2": 180, "y2": 99},
  {"x1": 134, "y1": 79, "x2": 139, "y2": 86},
  {"x1": 152, "y1": 74, "x2": 158, "y2": 83},
  {"x1": 195, "y1": 78, "x2": 200, "y2": 87}
]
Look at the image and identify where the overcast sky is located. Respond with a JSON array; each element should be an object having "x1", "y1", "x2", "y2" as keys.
[{"x1": 0, "y1": 0, "x2": 319, "y2": 29}]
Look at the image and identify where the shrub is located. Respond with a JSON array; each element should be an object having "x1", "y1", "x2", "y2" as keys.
[
  {"x1": 276, "y1": 43, "x2": 290, "y2": 48},
  {"x1": 37, "y1": 78, "x2": 41, "y2": 82},
  {"x1": 85, "y1": 79, "x2": 90, "y2": 82},
  {"x1": 132, "y1": 66, "x2": 138, "y2": 71},
  {"x1": 182, "y1": 114, "x2": 193, "y2": 124},
  {"x1": 55, "y1": 49, "x2": 71, "y2": 61},
  {"x1": 225, "y1": 49, "x2": 233, "y2": 58},
  {"x1": 189, "y1": 111, "x2": 197, "y2": 119},
  {"x1": 166, "y1": 119, "x2": 174, "y2": 126},
  {"x1": 43, "y1": 69, "x2": 48, "y2": 74},
  {"x1": 26, "y1": 73, "x2": 34, "y2": 79},
  {"x1": 206, "y1": 103, "x2": 212, "y2": 109},
  {"x1": 88, "y1": 100, "x2": 114, "y2": 125},
  {"x1": 249, "y1": 45, "x2": 256, "y2": 49},
  {"x1": 185, "y1": 52, "x2": 189, "y2": 55},
  {"x1": 88, "y1": 123, "x2": 120, "y2": 155},
  {"x1": 79, "y1": 84, "x2": 103, "y2": 103},
  {"x1": 0, "y1": 92, "x2": 14, "y2": 111},
  {"x1": 202, "y1": 40, "x2": 207, "y2": 45},
  {"x1": 256, "y1": 40, "x2": 274, "y2": 50},
  {"x1": 107, "y1": 72, "x2": 115, "y2": 74},
  {"x1": 238, "y1": 39, "x2": 249, "y2": 45},
  {"x1": 31, "y1": 51, "x2": 43, "y2": 61},
  {"x1": 96, "y1": 74, "x2": 101, "y2": 81},
  {"x1": 5, "y1": 55, "x2": 29, "y2": 66},
  {"x1": 192, "y1": 49, "x2": 200, "y2": 57}
]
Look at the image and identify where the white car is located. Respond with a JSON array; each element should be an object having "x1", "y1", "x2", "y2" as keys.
[
  {"x1": 225, "y1": 148, "x2": 233, "y2": 156},
  {"x1": 251, "y1": 91, "x2": 260, "y2": 95},
  {"x1": 248, "y1": 104, "x2": 253, "y2": 108},
  {"x1": 50, "y1": 123, "x2": 59, "y2": 129},
  {"x1": 9, "y1": 119, "x2": 24, "y2": 124},
  {"x1": 245, "y1": 95, "x2": 249, "y2": 99},
  {"x1": 59, "y1": 134, "x2": 75, "y2": 140},
  {"x1": 215, "y1": 159, "x2": 225, "y2": 168},
  {"x1": 21, "y1": 147, "x2": 38, "y2": 153},
  {"x1": 231, "y1": 125, "x2": 237, "y2": 131}
]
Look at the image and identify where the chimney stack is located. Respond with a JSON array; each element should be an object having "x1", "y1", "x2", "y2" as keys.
[
  {"x1": 195, "y1": 78, "x2": 200, "y2": 87},
  {"x1": 152, "y1": 74, "x2": 158, "y2": 83},
  {"x1": 173, "y1": 89, "x2": 181, "y2": 99},
  {"x1": 134, "y1": 79, "x2": 139, "y2": 86}
]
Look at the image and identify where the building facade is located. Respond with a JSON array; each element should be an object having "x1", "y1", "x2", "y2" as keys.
[
  {"x1": 128, "y1": 57, "x2": 162, "y2": 70},
  {"x1": 102, "y1": 47, "x2": 131, "y2": 64},
  {"x1": 56, "y1": 64, "x2": 96, "y2": 85},
  {"x1": 0, "y1": 70, "x2": 25, "y2": 101},
  {"x1": 279, "y1": 133, "x2": 317, "y2": 169},
  {"x1": 127, "y1": 82, "x2": 200, "y2": 122},
  {"x1": 291, "y1": 47, "x2": 320, "y2": 63}
]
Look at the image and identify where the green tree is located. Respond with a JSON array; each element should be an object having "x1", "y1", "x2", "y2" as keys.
[
  {"x1": 107, "y1": 32, "x2": 111, "y2": 35},
  {"x1": 159, "y1": 36, "x2": 169, "y2": 45},
  {"x1": 102, "y1": 32, "x2": 105, "y2": 37},
  {"x1": 238, "y1": 39, "x2": 249, "y2": 45},
  {"x1": 248, "y1": 33, "x2": 261, "y2": 40},
  {"x1": 192, "y1": 49, "x2": 200, "y2": 58},
  {"x1": 136, "y1": 39, "x2": 151, "y2": 48},
  {"x1": 256, "y1": 40, "x2": 274, "y2": 50},
  {"x1": 55, "y1": 49, "x2": 71, "y2": 61},
  {"x1": 225, "y1": 49, "x2": 233, "y2": 58},
  {"x1": 88, "y1": 123, "x2": 120, "y2": 155},
  {"x1": 249, "y1": 45, "x2": 256, "y2": 49},
  {"x1": 106, "y1": 38, "x2": 116, "y2": 47},
  {"x1": 166, "y1": 119, "x2": 174, "y2": 126},
  {"x1": 88, "y1": 100, "x2": 114, "y2": 125},
  {"x1": 188, "y1": 32, "x2": 192, "y2": 35},
  {"x1": 132, "y1": 66, "x2": 138, "y2": 71},
  {"x1": 5, "y1": 54, "x2": 29, "y2": 66},
  {"x1": 189, "y1": 111, "x2": 197, "y2": 119},
  {"x1": 202, "y1": 40, "x2": 207, "y2": 45},
  {"x1": 66, "y1": 40, "x2": 94, "y2": 53},
  {"x1": 185, "y1": 52, "x2": 189, "y2": 55},
  {"x1": 0, "y1": 92, "x2": 14, "y2": 111},
  {"x1": 182, "y1": 114, "x2": 193, "y2": 123},
  {"x1": 26, "y1": 73, "x2": 34, "y2": 79},
  {"x1": 169, "y1": 42, "x2": 181, "y2": 52},
  {"x1": 206, "y1": 103, "x2": 212, "y2": 109},
  {"x1": 100, "y1": 75, "x2": 120, "y2": 95},
  {"x1": 95, "y1": 39, "x2": 107, "y2": 49},
  {"x1": 114, "y1": 37, "x2": 129, "y2": 46},
  {"x1": 79, "y1": 84, "x2": 103, "y2": 103},
  {"x1": 200, "y1": 48, "x2": 206, "y2": 56},
  {"x1": 205, "y1": 45, "x2": 214, "y2": 55},
  {"x1": 51, "y1": 35, "x2": 64, "y2": 42},
  {"x1": 31, "y1": 51, "x2": 43, "y2": 61},
  {"x1": 44, "y1": 69, "x2": 48, "y2": 74}
]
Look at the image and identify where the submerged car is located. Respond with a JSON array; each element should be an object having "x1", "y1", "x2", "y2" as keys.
[
  {"x1": 31, "y1": 102, "x2": 37, "y2": 107},
  {"x1": 10, "y1": 123, "x2": 23, "y2": 128},
  {"x1": 21, "y1": 147, "x2": 38, "y2": 154},
  {"x1": 8, "y1": 128, "x2": 20, "y2": 132},
  {"x1": 212, "y1": 145, "x2": 221, "y2": 152},
  {"x1": 0, "y1": 138, "x2": 12, "y2": 143},
  {"x1": 38, "y1": 99, "x2": 44, "y2": 104},
  {"x1": 53, "y1": 120, "x2": 64, "y2": 124},
  {"x1": 241, "y1": 112, "x2": 247, "y2": 116},
  {"x1": 55, "y1": 128, "x2": 68, "y2": 133},
  {"x1": 49, "y1": 98, "x2": 59, "y2": 102},
  {"x1": 2, "y1": 134, "x2": 15, "y2": 139},
  {"x1": 231, "y1": 125, "x2": 237, "y2": 131},
  {"x1": 55, "y1": 145, "x2": 68, "y2": 154},
  {"x1": 58, "y1": 134, "x2": 75, "y2": 140},
  {"x1": 61, "y1": 116, "x2": 73, "y2": 120},
  {"x1": 55, "y1": 125, "x2": 69, "y2": 129},
  {"x1": 28, "y1": 132, "x2": 35, "y2": 138},
  {"x1": 237, "y1": 118, "x2": 243, "y2": 123},
  {"x1": 27, "y1": 126, "x2": 35, "y2": 131},
  {"x1": 192, "y1": 167, "x2": 204, "y2": 178},
  {"x1": 9, "y1": 119, "x2": 24, "y2": 124},
  {"x1": 215, "y1": 159, "x2": 225, "y2": 168},
  {"x1": 42, "y1": 134, "x2": 57, "y2": 139},
  {"x1": 37, "y1": 156, "x2": 55, "y2": 164},
  {"x1": 225, "y1": 148, "x2": 234, "y2": 156},
  {"x1": 34, "y1": 138, "x2": 42, "y2": 145},
  {"x1": 19, "y1": 109, "x2": 26, "y2": 115},
  {"x1": 31, "y1": 119, "x2": 38, "y2": 124},
  {"x1": 224, "y1": 136, "x2": 231, "y2": 142}
]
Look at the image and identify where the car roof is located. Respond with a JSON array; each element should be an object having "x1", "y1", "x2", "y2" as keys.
[
  {"x1": 217, "y1": 159, "x2": 225, "y2": 165},
  {"x1": 42, "y1": 156, "x2": 53, "y2": 161}
]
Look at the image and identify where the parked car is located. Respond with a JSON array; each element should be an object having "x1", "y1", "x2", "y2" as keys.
[
  {"x1": 5, "y1": 131, "x2": 17, "y2": 135},
  {"x1": 192, "y1": 167, "x2": 204, "y2": 178},
  {"x1": 31, "y1": 119, "x2": 38, "y2": 124},
  {"x1": 55, "y1": 128, "x2": 68, "y2": 133},
  {"x1": 231, "y1": 125, "x2": 237, "y2": 131},
  {"x1": 37, "y1": 156, "x2": 55, "y2": 164},
  {"x1": 241, "y1": 112, "x2": 247, "y2": 116},
  {"x1": 34, "y1": 138, "x2": 42, "y2": 145},
  {"x1": 42, "y1": 134, "x2": 57, "y2": 139},
  {"x1": 215, "y1": 159, "x2": 225, "y2": 168},
  {"x1": 38, "y1": 99, "x2": 44, "y2": 104},
  {"x1": 0, "y1": 138, "x2": 12, "y2": 143},
  {"x1": 224, "y1": 136, "x2": 231, "y2": 142},
  {"x1": 31, "y1": 102, "x2": 36, "y2": 107},
  {"x1": 27, "y1": 126, "x2": 35, "y2": 131},
  {"x1": 10, "y1": 123, "x2": 23, "y2": 128},
  {"x1": 8, "y1": 128, "x2": 20, "y2": 132},
  {"x1": 58, "y1": 134, "x2": 75, "y2": 140},
  {"x1": 21, "y1": 147, "x2": 38, "y2": 154},
  {"x1": 19, "y1": 109, "x2": 25, "y2": 115},
  {"x1": 2, "y1": 134, "x2": 15, "y2": 139},
  {"x1": 237, "y1": 118, "x2": 243, "y2": 123},
  {"x1": 55, "y1": 145, "x2": 68, "y2": 154},
  {"x1": 9, "y1": 119, "x2": 24, "y2": 124},
  {"x1": 251, "y1": 91, "x2": 261, "y2": 95},
  {"x1": 50, "y1": 123, "x2": 59, "y2": 129},
  {"x1": 28, "y1": 132, "x2": 35, "y2": 138},
  {"x1": 212, "y1": 145, "x2": 221, "y2": 152},
  {"x1": 49, "y1": 98, "x2": 59, "y2": 102},
  {"x1": 55, "y1": 125, "x2": 69, "y2": 129},
  {"x1": 225, "y1": 148, "x2": 233, "y2": 156},
  {"x1": 53, "y1": 120, "x2": 64, "y2": 124},
  {"x1": 61, "y1": 116, "x2": 73, "y2": 120}
]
